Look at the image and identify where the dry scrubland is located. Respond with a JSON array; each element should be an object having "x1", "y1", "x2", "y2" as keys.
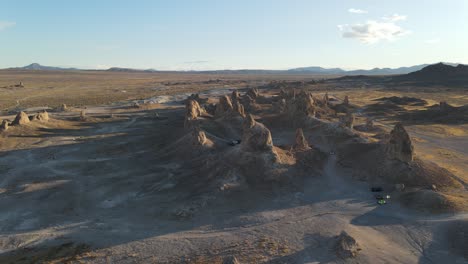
[{"x1": 0, "y1": 70, "x2": 467, "y2": 263}]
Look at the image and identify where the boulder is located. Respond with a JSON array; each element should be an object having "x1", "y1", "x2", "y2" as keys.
[
  {"x1": 12, "y1": 111, "x2": 30, "y2": 125},
  {"x1": 0, "y1": 120, "x2": 9, "y2": 131},
  {"x1": 386, "y1": 123, "x2": 414, "y2": 163},
  {"x1": 241, "y1": 114, "x2": 273, "y2": 151},
  {"x1": 293, "y1": 128, "x2": 310, "y2": 151},
  {"x1": 335, "y1": 231, "x2": 360, "y2": 258},
  {"x1": 34, "y1": 110, "x2": 49, "y2": 121}
]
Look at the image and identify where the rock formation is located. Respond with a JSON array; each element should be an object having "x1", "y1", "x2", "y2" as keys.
[
  {"x1": 186, "y1": 99, "x2": 204, "y2": 120},
  {"x1": 191, "y1": 126, "x2": 207, "y2": 146},
  {"x1": 286, "y1": 91, "x2": 315, "y2": 122},
  {"x1": 323, "y1": 92, "x2": 329, "y2": 106},
  {"x1": 185, "y1": 99, "x2": 205, "y2": 128},
  {"x1": 186, "y1": 93, "x2": 208, "y2": 105},
  {"x1": 241, "y1": 114, "x2": 273, "y2": 151},
  {"x1": 0, "y1": 120, "x2": 9, "y2": 131},
  {"x1": 233, "y1": 101, "x2": 246, "y2": 117},
  {"x1": 246, "y1": 87, "x2": 259, "y2": 100},
  {"x1": 365, "y1": 118, "x2": 374, "y2": 130},
  {"x1": 241, "y1": 95, "x2": 253, "y2": 111},
  {"x1": 340, "y1": 112, "x2": 354, "y2": 129},
  {"x1": 34, "y1": 110, "x2": 49, "y2": 121},
  {"x1": 386, "y1": 123, "x2": 414, "y2": 163},
  {"x1": 293, "y1": 128, "x2": 310, "y2": 151},
  {"x1": 223, "y1": 256, "x2": 241, "y2": 264},
  {"x1": 231, "y1": 90, "x2": 240, "y2": 102},
  {"x1": 80, "y1": 110, "x2": 86, "y2": 121},
  {"x1": 335, "y1": 231, "x2": 360, "y2": 258},
  {"x1": 60, "y1": 104, "x2": 68, "y2": 111},
  {"x1": 439, "y1": 101, "x2": 454, "y2": 112},
  {"x1": 12, "y1": 111, "x2": 30, "y2": 125},
  {"x1": 343, "y1": 95, "x2": 349, "y2": 105},
  {"x1": 272, "y1": 98, "x2": 286, "y2": 114},
  {"x1": 215, "y1": 95, "x2": 234, "y2": 117}
]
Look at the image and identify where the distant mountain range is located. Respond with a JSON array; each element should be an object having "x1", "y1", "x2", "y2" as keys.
[
  {"x1": 3, "y1": 62, "x2": 464, "y2": 76},
  {"x1": 10, "y1": 63, "x2": 79, "y2": 71}
]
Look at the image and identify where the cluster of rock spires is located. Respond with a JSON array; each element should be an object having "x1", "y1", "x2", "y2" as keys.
[{"x1": 1, "y1": 110, "x2": 50, "y2": 131}]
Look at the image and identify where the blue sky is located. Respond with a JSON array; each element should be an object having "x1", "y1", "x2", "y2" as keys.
[{"x1": 0, "y1": 0, "x2": 467, "y2": 70}]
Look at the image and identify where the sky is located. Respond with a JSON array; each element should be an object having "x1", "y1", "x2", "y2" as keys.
[{"x1": 0, "y1": 0, "x2": 467, "y2": 70}]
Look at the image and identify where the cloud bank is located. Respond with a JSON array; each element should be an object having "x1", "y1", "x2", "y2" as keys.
[{"x1": 338, "y1": 14, "x2": 410, "y2": 44}]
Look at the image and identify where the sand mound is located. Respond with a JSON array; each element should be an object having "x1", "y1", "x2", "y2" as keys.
[
  {"x1": 12, "y1": 111, "x2": 30, "y2": 125},
  {"x1": 334, "y1": 231, "x2": 361, "y2": 259}
]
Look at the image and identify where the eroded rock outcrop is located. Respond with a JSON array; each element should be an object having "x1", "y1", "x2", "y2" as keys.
[
  {"x1": 60, "y1": 104, "x2": 68, "y2": 112},
  {"x1": 386, "y1": 123, "x2": 414, "y2": 163},
  {"x1": 293, "y1": 128, "x2": 310, "y2": 151},
  {"x1": 343, "y1": 95, "x2": 349, "y2": 105},
  {"x1": 241, "y1": 114, "x2": 273, "y2": 152},
  {"x1": 286, "y1": 91, "x2": 315, "y2": 124},
  {"x1": 12, "y1": 111, "x2": 30, "y2": 125},
  {"x1": 215, "y1": 95, "x2": 234, "y2": 117},
  {"x1": 34, "y1": 110, "x2": 49, "y2": 121},
  {"x1": 185, "y1": 99, "x2": 205, "y2": 128},
  {"x1": 335, "y1": 231, "x2": 360, "y2": 259},
  {"x1": 246, "y1": 87, "x2": 259, "y2": 100},
  {"x1": 340, "y1": 112, "x2": 354, "y2": 129},
  {"x1": 0, "y1": 120, "x2": 9, "y2": 131},
  {"x1": 365, "y1": 118, "x2": 374, "y2": 130},
  {"x1": 191, "y1": 126, "x2": 208, "y2": 146}
]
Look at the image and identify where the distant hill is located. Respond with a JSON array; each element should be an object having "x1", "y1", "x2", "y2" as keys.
[
  {"x1": 286, "y1": 64, "x2": 438, "y2": 75},
  {"x1": 287, "y1": 66, "x2": 346, "y2": 74},
  {"x1": 11, "y1": 63, "x2": 78, "y2": 71},
  {"x1": 395, "y1": 63, "x2": 468, "y2": 85},
  {"x1": 3, "y1": 62, "x2": 463, "y2": 77}
]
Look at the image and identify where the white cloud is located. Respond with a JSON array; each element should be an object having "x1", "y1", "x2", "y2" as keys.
[
  {"x1": 383, "y1": 14, "x2": 407, "y2": 22},
  {"x1": 0, "y1": 21, "x2": 15, "y2": 31},
  {"x1": 338, "y1": 15, "x2": 410, "y2": 44},
  {"x1": 348, "y1": 8, "x2": 368, "y2": 14}
]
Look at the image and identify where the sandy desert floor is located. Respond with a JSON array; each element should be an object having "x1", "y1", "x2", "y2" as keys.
[{"x1": 0, "y1": 73, "x2": 467, "y2": 263}]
